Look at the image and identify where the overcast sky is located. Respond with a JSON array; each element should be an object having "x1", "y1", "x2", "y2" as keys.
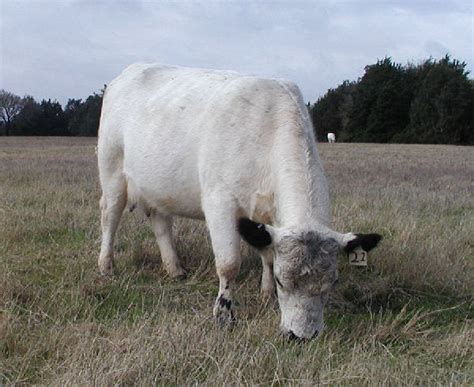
[{"x1": 1, "y1": 0, "x2": 472, "y2": 105}]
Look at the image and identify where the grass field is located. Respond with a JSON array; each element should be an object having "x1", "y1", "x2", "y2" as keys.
[{"x1": 1, "y1": 137, "x2": 473, "y2": 385}]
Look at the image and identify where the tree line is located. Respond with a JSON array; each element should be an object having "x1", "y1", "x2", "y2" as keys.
[
  {"x1": 1, "y1": 55, "x2": 472, "y2": 144},
  {"x1": 0, "y1": 89, "x2": 104, "y2": 137},
  {"x1": 308, "y1": 55, "x2": 473, "y2": 145}
]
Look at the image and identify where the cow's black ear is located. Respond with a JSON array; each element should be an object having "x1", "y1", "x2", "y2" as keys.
[
  {"x1": 343, "y1": 233, "x2": 382, "y2": 254},
  {"x1": 237, "y1": 218, "x2": 273, "y2": 249}
]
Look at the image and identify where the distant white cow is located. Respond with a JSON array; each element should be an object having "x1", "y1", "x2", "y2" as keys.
[
  {"x1": 97, "y1": 64, "x2": 381, "y2": 340},
  {"x1": 327, "y1": 133, "x2": 336, "y2": 143}
]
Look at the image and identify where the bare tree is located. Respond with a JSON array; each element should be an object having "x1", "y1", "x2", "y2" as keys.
[{"x1": 0, "y1": 89, "x2": 23, "y2": 136}]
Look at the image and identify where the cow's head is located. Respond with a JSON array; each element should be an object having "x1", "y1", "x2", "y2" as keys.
[{"x1": 238, "y1": 218, "x2": 381, "y2": 341}]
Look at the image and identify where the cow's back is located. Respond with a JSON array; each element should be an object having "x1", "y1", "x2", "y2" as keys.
[{"x1": 98, "y1": 63, "x2": 313, "y2": 220}]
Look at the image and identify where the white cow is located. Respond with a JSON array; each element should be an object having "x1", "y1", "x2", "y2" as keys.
[
  {"x1": 327, "y1": 133, "x2": 336, "y2": 143},
  {"x1": 97, "y1": 64, "x2": 381, "y2": 340}
]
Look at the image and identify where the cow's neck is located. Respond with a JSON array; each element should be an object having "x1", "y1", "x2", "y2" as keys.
[{"x1": 271, "y1": 119, "x2": 331, "y2": 229}]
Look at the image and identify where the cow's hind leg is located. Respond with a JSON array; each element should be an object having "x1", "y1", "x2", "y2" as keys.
[
  {"x1": 150, "y1": 213, "x2": 186, "y2": 278},
  {"x1": 203, "y1": 196, "x2": 241, "y2": 325},
  {"x1": 98, "y1": 174, "x2": 127, "y2": 275}
]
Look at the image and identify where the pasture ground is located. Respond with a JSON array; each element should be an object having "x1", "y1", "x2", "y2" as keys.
[{"x1": 1, "y1": 137, "x2": 473, "y2": 385}]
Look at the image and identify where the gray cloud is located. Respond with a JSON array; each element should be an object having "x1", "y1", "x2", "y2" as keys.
[{"x1": 1, "y1": 0, "x2": 472, "y2": 104}]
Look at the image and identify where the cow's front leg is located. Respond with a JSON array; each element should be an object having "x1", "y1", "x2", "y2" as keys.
[
  {"x1": 214, "y1": 259, "x2": 240, "y2": 324},
  {"x1": 260, "y1": 249, "x2": 275, "y2": 299},
  {"x1": 203, "y1": 196, "x2": 241, "y2": 325}
]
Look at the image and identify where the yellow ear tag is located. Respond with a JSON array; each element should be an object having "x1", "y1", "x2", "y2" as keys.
[{"x1": 348, "y1": 246, "x2": 368, "y2": 266}]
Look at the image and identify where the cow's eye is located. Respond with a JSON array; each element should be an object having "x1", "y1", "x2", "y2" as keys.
[
  {"x1": 275, "y1": 276, "x2": 283, "y2": 288},
  {"x1": 333, "y1": 278, "x2": 339, "y2": 287}
]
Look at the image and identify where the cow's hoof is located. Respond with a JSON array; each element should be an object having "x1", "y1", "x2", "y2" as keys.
[
  {"x1": 166, "y1": 265, "x2": 188, "y2": 280},
  {"x1": 170, "y1": 270, "x2": 188, "y2": 281},
  {"x1": 213, "y1": 295, "x2": 235, "y2": 325},
  {"x1": 98, "y1": 256, "x2": 115, "y2": 276},
  {"x1": 168, "y1": 267, "x2": 187, "y2": 280}
]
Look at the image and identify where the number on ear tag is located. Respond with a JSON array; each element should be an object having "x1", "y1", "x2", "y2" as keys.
[{"x1": 348, "y1": 246, "x2": 368, "y2": 266}]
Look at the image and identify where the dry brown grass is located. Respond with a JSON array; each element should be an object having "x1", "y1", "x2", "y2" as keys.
[{"x1": 1, "y1": 137, "x2": 473, "y2": 385}]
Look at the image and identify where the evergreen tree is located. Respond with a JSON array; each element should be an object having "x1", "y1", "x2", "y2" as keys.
[
  {"x1": 11, "y1": 96, "x2": 41, "y2": 135},
  {"x1": 346, "y1": 57, "x2": 412, "y2": 142},
  {"x1": 310, "y1": 81, "x2": 355, "y2": 142},
  {"x1": 34, "y1": 100, "x2": 68, "y2": 136},
  {"x1": 408, "y1": 56, "x2": 472, "y2": 144},
  {"x1": 64, "y1": 90, "x2": 103, "y2": 136}
]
